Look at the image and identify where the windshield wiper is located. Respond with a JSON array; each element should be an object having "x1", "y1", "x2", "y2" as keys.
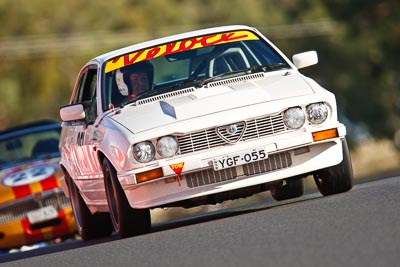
[
  {"x1": 200, "y1": 63, "x2": 289, "y2": 86},
  {"x1": 120, "y1": 92, "x2": 153, "y2": 107},
  {"x1": 155, "y1": 79, "x2": 204, "y2": 93},
  {"x1": 120, "y1": 63, "x2": 289, "y2": 107}
]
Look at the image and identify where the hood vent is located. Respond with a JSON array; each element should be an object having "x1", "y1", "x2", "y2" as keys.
[
  {"x1": 207, "y1": 72, "x2": 265, "y2": 88},
  {"x1": 136, "y1": 73, "x2": 265, "y2": 106},
  {"x1": 136, "y1": 87, "x2": 196, "y2": 106}
]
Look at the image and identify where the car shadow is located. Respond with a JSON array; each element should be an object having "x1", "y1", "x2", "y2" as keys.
[
  {"x1": 150, "y1": 191, "x2": 323, "y2": 233},
  {"x1": 1, "y1": 192, "x2": 323, "y2": 263}
]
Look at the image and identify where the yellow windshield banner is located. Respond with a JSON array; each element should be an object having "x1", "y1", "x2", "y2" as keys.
[{"x1": 105, "y1": 30, "x2": 259, "y2": 73}]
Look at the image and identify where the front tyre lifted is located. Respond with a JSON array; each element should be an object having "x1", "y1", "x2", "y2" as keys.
[
  {"x1": 103, "y1": 158, "x2": 151, "y2": 238},
  {"x1": 313, "y1": 138, "x2": 354, "y2": 196},
  {"x1": 270, "y1": 177, "x2": 304, "y2": 201}
]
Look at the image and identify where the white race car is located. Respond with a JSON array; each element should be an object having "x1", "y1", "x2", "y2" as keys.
[{"x1": 59, "y1": 25, "x2": 353, "y2": 239}]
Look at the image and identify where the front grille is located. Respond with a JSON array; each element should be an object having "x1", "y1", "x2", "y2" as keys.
[
  {"x1": 177, "y1": 113, "x2": 286, "y2": 155},
  {"x1": 216, "y1": 121, "x2": 246, "y2": 143},
  {"x1": 243, "y1": 152, "x2": 292, "y2": 175},
  {"x1": 184, "y1": 151, "x2": 292, "y2": 188},
  {"x1": 0, "y1": 189, "x2": 71, "y2": 224},
  {"x1": 185, "y1": 166, "x2": 238, "y2": 188}
]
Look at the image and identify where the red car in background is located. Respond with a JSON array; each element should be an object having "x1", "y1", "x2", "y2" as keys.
[{"x1": 0, "y1": 120, "x2": 76, "y2": 250}]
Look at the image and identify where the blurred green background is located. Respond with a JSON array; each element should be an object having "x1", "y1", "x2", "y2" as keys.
[{"x1": 0, "y1": 0, "x2": 399, "y2": 178}]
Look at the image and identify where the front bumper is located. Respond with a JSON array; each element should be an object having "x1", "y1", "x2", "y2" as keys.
[
  {"x1": 0, "y1": 207, "x2": 76, "y2": 250},
  {"x1": 121, "y1": 123, "x2": 346, "y2": 209}
]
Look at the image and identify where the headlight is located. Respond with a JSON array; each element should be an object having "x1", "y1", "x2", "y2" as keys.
[
  {"x1": 156, "y1": 136, "x2": 179, "y2": 158},
  {"x1": 306, "y1": 103, "x2": 328, "y2": 124},
  {"x1": 132, "y1": 141, "x2": 155, "y2": 163},
  {"x1": 283, "y1": 107, "x2": 305, "y2": 129}
]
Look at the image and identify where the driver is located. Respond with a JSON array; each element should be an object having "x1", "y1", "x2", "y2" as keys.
[{"x1": 116, "y1": 61, "x2": 154, "y2": 99}]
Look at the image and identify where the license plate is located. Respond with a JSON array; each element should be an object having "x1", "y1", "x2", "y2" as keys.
[
  {"x1": 213, "y1": 147, "x2": 268, "y2": 170},
  {"x1": 27, "y1": 206, "x2": 58, "y2": 224}
]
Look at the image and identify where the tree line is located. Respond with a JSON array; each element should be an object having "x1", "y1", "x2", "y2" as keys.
[{"x1": 0, "y1": 0, "x2": 398, "y2": 146}]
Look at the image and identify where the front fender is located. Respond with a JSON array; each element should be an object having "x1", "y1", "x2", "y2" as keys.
[
  {"x1": 59, "y1": 163, "x2": 71, "y2": 198},
  {"x1": 97, "y1": 117, "x2": 134, "y2": 174}
]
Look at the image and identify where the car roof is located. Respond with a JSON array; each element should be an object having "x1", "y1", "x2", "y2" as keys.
[
  {"x1": 91, "y1": 25, "x2": 257, "y2": 65},
  {"x1": 0, "y1": 120, "x2": 61, "y2": 140}
]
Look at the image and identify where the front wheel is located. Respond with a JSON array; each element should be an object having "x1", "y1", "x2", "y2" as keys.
[
  {"x1": 270, "y1": 177, "x2": 304, "y2": 201},
  {"x1": 313, "y1": 138, "x2": 354, "y2": 196},
  {"x1": 66, "y1": 172, "x2": 113, "y2": 240},
  {"x1": 103, "y1": 158, "x2": 151, "y2": 238}
]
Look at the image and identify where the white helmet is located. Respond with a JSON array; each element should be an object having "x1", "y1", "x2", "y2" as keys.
[{"x1": 115, "y1": 61, "x2": 154, "y2": 96}]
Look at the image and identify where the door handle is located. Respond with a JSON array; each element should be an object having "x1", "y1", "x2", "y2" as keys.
[{"x1": 77, "y1": 132, "x2": 84, "y2": 146}]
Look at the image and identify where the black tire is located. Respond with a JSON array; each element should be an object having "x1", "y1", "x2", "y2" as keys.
[
  {"x1": 103, "y1": 158, "x2": 151, "y2": 238},
  {"x1": 66, "y1": 172, "x2": 113, "y2": 240},
  {"x1": 270, "y1": 177, "x2": 304, "y2": 201},
  {"x1": 313, "y1": 138, "x2": 354, "y2": 196}
]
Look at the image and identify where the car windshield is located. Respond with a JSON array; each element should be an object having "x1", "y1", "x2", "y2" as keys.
[
  {"x1": 103, "y1": 30, "x2": 289, "y2": 109},
  {"x1": 0, "y1": 127, "x2": 60, "y2": 169}
]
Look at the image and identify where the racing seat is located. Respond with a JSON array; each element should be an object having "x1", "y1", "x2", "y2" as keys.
[{"x1": 208, "y1": 47, "x2": 250, "y2": 77}]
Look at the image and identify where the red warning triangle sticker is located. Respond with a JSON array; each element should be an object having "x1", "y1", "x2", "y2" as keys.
[{"x1": 169, "y1": 163, "x2": 184, "y2": 186}]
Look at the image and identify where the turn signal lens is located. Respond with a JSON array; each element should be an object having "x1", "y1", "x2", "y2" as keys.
[
  {"x1": 136, "y1": 168, "x2": 164, "y2": 184},
  {"x1": 312, "y1": 128, "x2": 338, "y2": 142}
]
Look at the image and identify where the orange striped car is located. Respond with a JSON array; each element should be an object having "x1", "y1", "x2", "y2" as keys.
[{"x1": 0, "y1": 120, "x2": 76, "y2": 250}]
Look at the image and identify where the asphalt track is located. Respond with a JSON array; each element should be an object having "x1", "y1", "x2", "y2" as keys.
[{"x1": 1, "y1": 176, "x2": 399, "y2": 267}]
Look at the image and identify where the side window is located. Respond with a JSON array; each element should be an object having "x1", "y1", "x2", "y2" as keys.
[
  {"x1": 72, "y1": 72, "x2": 87, "y2": 104},
  {"x1": 73, "y1": 67, "x2": 98, "y2": 124}
]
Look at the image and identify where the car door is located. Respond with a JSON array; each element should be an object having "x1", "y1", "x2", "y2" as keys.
[{"x1": 68, "y1": 65, "x2": 103, "y2": 180}]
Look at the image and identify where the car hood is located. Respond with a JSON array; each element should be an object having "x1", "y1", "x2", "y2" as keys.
[
  {"x1": 0, "y1": 159, "x2": 62, "y2": 204},
  {"x1": 110, "y1": 72, "x2": 315, "y2": 134}
]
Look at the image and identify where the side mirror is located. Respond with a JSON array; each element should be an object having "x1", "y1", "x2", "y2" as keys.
[
  {"x1": 292, "y1": 51, "x2": 318, "y2": 69},
  {"x1": 60, "y1": 104, "x2": 85, "y2": 122}
]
